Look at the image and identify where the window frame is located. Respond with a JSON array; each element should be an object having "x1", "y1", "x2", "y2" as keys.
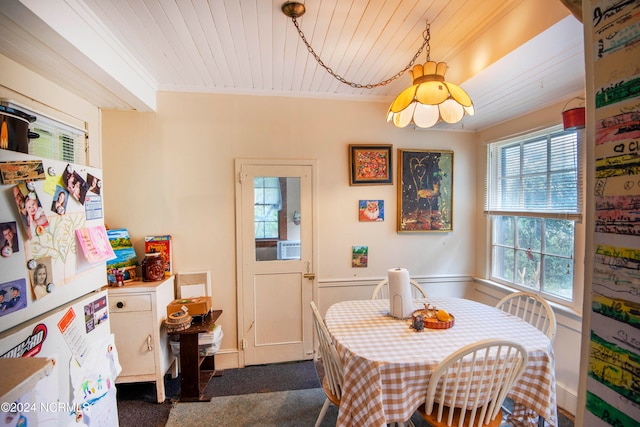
[
  {"x1": 254, "y1": 177, "x2": 288, "y2": 247},
  {"x1": 485, "y1": 125, "x2": 585, "y2": 311},
  {"x1": 490, "y1": 215, "x2": 576, "y2": 303}
]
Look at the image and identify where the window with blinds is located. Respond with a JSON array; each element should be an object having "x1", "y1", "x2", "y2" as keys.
[
  {"x1": 485, "y1": 125, "x2": 582, "y2": 220},
  {"x1": 485, "y1": 125, "x2": 582, "y2": 303},
  {"x1": 29, "y1": 114, "x2": 87, "y2": 165}
]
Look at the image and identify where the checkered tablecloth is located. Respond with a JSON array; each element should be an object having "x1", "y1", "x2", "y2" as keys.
[{"x1": 324, "y1": 298, "x2": 557, "y2": 427}]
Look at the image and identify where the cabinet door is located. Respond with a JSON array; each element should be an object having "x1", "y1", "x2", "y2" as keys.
[{"x1": 112, "y1": 311, "x2": 155, "y2": 376}]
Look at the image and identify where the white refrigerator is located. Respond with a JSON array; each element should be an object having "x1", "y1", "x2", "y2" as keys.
[{"x1": 0, "y1": 146, "x2": 120, "y2": 426}]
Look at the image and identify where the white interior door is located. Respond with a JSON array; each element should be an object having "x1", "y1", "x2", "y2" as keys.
[{"x1": 235, "y1": 160, "x2": 316, "y2": 366}]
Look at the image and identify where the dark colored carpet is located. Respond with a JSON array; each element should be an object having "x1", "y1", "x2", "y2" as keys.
[
  {"x1": 116, "y1": 360, "x2": 320, "y2": 427},
  {"x1": 116, "y1": 360, "x2": 574, "y2": 427},
  {"x1": 206, "y1": 359, "x2": 320, "y2": 397}
]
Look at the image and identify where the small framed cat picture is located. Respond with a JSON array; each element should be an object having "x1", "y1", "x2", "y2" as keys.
[{"x1": 359, "y1": 200, "x2": 384, "y2": 222}]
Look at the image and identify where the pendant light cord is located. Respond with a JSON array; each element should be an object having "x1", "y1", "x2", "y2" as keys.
[{"x1": 290, "y1": 17, "x2": 431, "y2": 89}]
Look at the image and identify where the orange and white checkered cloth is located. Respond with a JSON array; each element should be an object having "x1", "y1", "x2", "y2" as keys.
[{"x1": 324, "y1": 298, "x2": 557, "y2": 427}]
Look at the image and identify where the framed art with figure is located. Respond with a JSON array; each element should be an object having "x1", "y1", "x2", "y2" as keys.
[
  {"x1": 397, "y1": 149, "x2": 453, "y2": 232},
  {"x1": 349, "y1": 144, "x2": 392, "y2": 185}
]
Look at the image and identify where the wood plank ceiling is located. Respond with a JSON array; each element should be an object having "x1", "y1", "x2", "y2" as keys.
[{"x1": 0, "y1": 0, "x2": 585, "y2": 131}]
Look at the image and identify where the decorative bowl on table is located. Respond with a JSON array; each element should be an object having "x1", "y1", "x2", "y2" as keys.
[
  {"x1": 164, "y1": 310, "x2": 192, "y2": 333},
  {"x1": 410, "y1": 305, "x2": 454, "y2": 331}
]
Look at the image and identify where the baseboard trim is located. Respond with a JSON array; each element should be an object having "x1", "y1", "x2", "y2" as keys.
[
  {"x1": 556, "y1": 381, "x2": 578, "y2": 416},
  {"x1": 213, "y1": 349, "x2": 241, "y2": 370}
]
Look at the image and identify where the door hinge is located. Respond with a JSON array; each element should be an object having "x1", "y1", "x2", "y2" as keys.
[
  {"x1": 238, "y1": 172, "x2": 245, "y2": 184},
  {"x1": 241, "y1": 339, "x2": 247, "y2": 349}
]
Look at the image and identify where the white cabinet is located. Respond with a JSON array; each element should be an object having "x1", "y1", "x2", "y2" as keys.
[{"x1": 108, "y1": 276, "x2": 176, "y2": 402}]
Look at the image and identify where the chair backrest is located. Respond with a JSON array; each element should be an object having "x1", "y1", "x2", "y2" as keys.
[
  {"x1": 175, "y1": 270, "x2": 211, "y2": 298},
  {"x1": 371, "y1": 278, "x2": 427, "y2": 300},
  {"x1": 425, "y1": 338, "x2": 528, "y2": 427},
  {"x1": 495, "y1": 291, "x2": 557, "y2": 343},
  {"x1": 310, "y1": 301, "x2": 344, "y2": 399}
]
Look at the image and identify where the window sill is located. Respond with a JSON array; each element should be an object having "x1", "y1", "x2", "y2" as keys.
[{"x1": 255, "y1": 240, "x2": 278, "y2": 248}]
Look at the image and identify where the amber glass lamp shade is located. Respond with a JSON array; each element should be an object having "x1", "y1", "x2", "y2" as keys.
[{"x1": 387, "y1": 61, "x2": 474, "y2": 128}]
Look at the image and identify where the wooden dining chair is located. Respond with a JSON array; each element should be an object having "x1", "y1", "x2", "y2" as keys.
[
  {"x1": 416, "y1": 338, "x2": 528, "y2": 427},
  {"x1": 371, "y1": 278, "x2": 427, "y2": 300},
  {"x1": 311, "y1": 302, "x2": 414, "y2": 427},
  {"x1": 495, "y1": 291, "x2": 557, "y2": 343},
  {"x1": 310, "y1": 301, "x2": 344, "y2": 427}
]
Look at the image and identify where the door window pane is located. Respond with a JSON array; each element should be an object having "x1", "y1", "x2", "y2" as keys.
[{"x1": 254, "y1": 177, "x2": 301, "y2": 261}]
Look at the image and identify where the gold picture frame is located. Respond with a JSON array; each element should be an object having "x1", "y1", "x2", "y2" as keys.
[
  {"x1": 397, "y1": 149, "x2": 453, "y2": 232},
  {"x1": 349, "y1": 144, "x2": 393, "y2": 185}
]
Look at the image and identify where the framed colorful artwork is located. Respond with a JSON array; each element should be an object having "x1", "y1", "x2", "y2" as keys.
[
  {"x1": 349, "y1": 144, "x2": 393, "y2": 185},
  {"x1": 359, "y1": 200, "x2": 384, "y2": 222},
  {"x1": 397, "y1": 149, "x2": 453, "y2": 232},
  {"x1": 352, "y1": 246, "x2": 368, "y2": 267}
]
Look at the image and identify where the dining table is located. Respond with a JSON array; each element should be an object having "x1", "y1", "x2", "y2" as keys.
[{"x1": 324, "y1": 297, "x2": 557, "y2": 427}]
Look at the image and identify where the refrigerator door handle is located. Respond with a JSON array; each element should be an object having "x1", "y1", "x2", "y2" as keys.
[{"x1": 147, "y1": 334, "x2": 153, "y2": 351}]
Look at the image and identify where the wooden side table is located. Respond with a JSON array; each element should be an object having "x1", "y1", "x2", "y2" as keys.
[{"x1": 176, "y1": 309, "x2": 223, "y2": 402}]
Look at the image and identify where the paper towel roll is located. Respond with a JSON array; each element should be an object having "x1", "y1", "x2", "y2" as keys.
[{"x1": 388, "y1": 267, "x2": 413, "y2": 319}]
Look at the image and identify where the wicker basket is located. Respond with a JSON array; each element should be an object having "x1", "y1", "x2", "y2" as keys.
[{"x1": 164, "y1": 310, "x2": 192, "y2": 333}]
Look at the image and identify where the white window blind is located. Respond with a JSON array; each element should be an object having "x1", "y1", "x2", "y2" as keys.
[
  {"x1": 485, "y1": 125, "x2": 583, "y2": 220},
  {"x1": 3, "y1": 102, "x2": 87, "y2": 165},
  {"x1": 29, "y1": 114, "x2": 87, "y2": 165}
]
